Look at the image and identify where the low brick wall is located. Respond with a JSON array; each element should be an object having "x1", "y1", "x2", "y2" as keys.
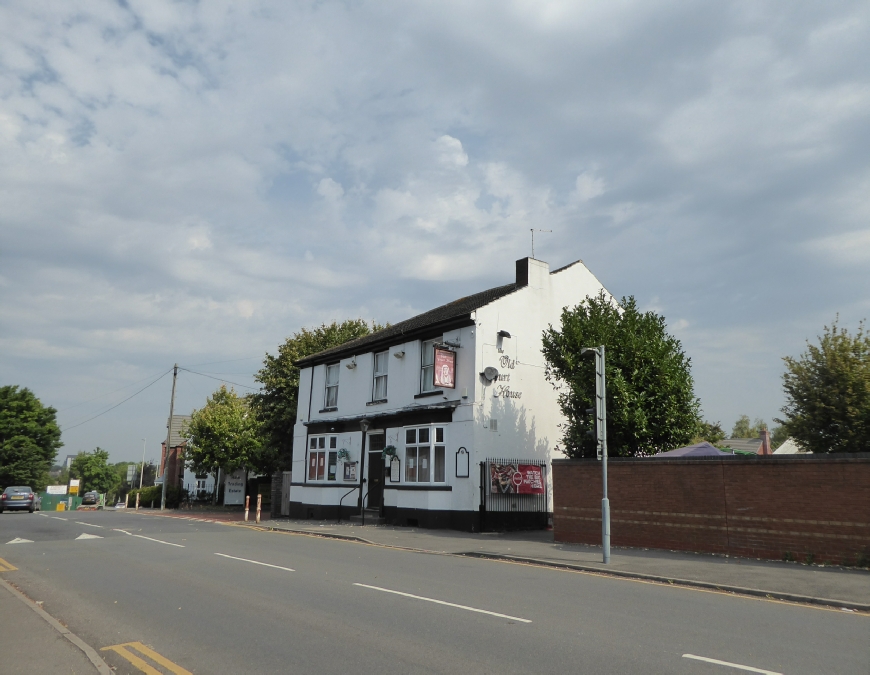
[{"x1": 553, "y1": 455, "x2": 870, "y2": 565}]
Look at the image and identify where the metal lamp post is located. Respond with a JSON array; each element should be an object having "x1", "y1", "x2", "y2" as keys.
[
  {"x1": 139, "y1": 438, "x2": 146, "y2": 489},
  {"x1": 359, "y1": 418, "x2": 370, "y2": 524},
  {"x1": 582, "y1": 345, "x2": 610, "y2": 564}
]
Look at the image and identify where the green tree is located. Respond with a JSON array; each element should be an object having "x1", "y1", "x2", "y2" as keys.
[
  {"x1": 70, "y1": 448, "x2": 118, "y2": 494},
  {"x1": 693, "y1": 420, "x2": 726, "y2": 445},
  {"x1": 542, "y1": 292, "x2": 700, "y2": 458},
  {"x1": 184, "y1": 386, "x2": 266, "y2": 478},
  {"x1": 730, "y1": 415, "x2": 768, "y2": 438},
  {"x1": 776, "y1": 317, "x2": 870, "y2": 453},
  {"x1": 0, "y1": 385, "x2": 62, "y2": 490},
  {"x1": 252, "y1": 320, "x2": 384, "y2": 470}
]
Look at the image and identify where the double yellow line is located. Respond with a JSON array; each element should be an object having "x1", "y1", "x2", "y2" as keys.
[
  {"x1": 101, "y1": 641, "x2": 191, "y2": 675},
  {"x1": 0, "y1": 558, "x2": 17, "y2": 572}
]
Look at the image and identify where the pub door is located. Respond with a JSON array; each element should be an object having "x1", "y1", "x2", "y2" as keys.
[{"x1": 366, "y1": 434, "x2": 386, "y2": 512}]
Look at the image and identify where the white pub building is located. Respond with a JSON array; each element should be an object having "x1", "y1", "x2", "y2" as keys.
[{"x1": 288, "y1": 257, "x2": 609, "y2": 530}]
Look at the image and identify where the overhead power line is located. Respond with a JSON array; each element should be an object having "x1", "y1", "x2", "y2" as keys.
[
  {"x1": 177, "y1": 367, "x2": 259, "y2": 391},
  {"x1": 62, "y1": 369, "x2": 172, "y2": 431}
]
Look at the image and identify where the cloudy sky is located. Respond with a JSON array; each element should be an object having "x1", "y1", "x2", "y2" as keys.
[{"x1": 2, "y1": 1, "x2": 868, "y2": 464}]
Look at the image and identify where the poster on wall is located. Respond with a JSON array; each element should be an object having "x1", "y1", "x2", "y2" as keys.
[
  {"x1": 433, "y1": 348, "x2": 456, "y2": 389},
  {"x1": 224, "y1": 470, "x2": 246, "y2": 505},
  {"x1": 343, "y1": 461, "x2": 358, "y2": 481},
  {"x1": 489, "y1": 463, "x2": 545, "y2": 494}
]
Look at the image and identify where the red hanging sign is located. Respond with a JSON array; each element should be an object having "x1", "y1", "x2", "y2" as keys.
[{"x1": 434, "y1": 348, "x2": 456, "y2": 389}]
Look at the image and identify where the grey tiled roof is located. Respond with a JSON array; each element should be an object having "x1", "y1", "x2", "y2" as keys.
[
  {"x1": 723, "y1": 438, "x2": 763, "y2": 454},
  {"x1": 296, "y1": 282, "x2": 519, "y2": 366}
]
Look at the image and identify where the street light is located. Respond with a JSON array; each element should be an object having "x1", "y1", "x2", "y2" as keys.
[{"x1": 582, "y1": 345, "x2": 610, "y2": 564}]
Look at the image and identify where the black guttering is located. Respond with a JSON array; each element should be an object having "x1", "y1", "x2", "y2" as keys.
[{"x1": 295, "y1": 282, "x2": 520, "y2": 368}]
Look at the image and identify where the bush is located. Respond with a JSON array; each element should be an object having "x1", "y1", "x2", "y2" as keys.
[{"x1": 127, "y1": 485, "x2": 188, "y2": 509}]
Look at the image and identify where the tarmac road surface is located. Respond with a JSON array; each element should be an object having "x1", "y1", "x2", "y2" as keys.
[{"x1": 1, "y1": 509, "x2": 867, "y2": 674}]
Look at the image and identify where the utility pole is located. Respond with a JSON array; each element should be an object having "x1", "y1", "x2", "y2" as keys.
[
  {"x1": 139, "y1": 438, "x2": 146, "y2": 489},
  {"x1": 582, "y1": 345, "x2": 610, "y2": 563},
  {"x1": 161, "y1": 364, "x2": 178, "y2": 511}
]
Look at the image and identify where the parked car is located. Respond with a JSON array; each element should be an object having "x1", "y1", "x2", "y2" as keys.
[
  {"x1": 0, "y1": 486, "x2": 38, "y2": 513},
  {"x1": 81, "y1": 491, "x2": 99, "y2": 505}
]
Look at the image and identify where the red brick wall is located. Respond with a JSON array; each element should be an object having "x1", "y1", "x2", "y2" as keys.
[{"x1": 553, "y1": 456, "x2": 870, "y2": 565}]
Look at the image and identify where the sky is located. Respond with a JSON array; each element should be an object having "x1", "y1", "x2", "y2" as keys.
[{"x1": 1, "y1": 1, "x2": 868, "y2": 464}]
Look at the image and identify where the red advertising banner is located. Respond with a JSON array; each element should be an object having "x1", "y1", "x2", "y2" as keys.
[
  {"x1": 490, "y1": 463, "x2": 545, "y2": 494},
  {"x1": 433, "y1": 348, "x2": 456, "y2": 389}
]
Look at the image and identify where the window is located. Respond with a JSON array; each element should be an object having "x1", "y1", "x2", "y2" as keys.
[
  {"x1": 307, "y1": 435, "x2": 338, "y2": 481},
  {"x1": 324, "y1": 364, "x2": 339, "y2": 408},
  {"x1": 404, "y1": 426, "x2": 446, "y2": 483},
  {"x1": 372, "y1": 351, "x2": 388, "y2": 400},
  {"x1": 421, "y1": 338, "x2": 441, "y2": 392}
]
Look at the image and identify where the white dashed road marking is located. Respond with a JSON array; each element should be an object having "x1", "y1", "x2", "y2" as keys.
[{"x1": 682, "y1": 654, "x2": 782, "y2": 674}]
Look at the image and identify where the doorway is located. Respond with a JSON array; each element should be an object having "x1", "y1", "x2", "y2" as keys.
[{"x1": 366, "y1": 434, "x2": 386, "y2": 512}]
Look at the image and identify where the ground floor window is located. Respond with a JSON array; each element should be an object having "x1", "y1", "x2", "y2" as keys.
[
  {"x1": 404, "y1": 425, "x2": 446, "y2": 483},
  {"x1": 308, "y1": 435, "x2": 338, "y2": 481}
]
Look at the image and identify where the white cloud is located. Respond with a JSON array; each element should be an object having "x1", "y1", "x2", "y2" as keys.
[{"x1": 0, "y1": 1, "x2": 868, "y2": 460}]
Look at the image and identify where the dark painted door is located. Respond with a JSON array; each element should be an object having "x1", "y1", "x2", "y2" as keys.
[{"x1": 367, "y1": 435, "x2": 386, "y2": 510}]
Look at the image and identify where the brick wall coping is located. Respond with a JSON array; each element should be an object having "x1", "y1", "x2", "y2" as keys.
[{"x1": 553, "y1": 453, "x2": 870, "y2": 465}]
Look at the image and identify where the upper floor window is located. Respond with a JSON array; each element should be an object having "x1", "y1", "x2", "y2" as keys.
[
  {"x1": 404, "y1": 426, "x2": 446, "y2": 483},
  {"x1": 421, "y1": 338, "x2": 440, "y2": 392},
  {"x1": 324, "y1": 363, "x2": 339, "y2": 408},
  {"x1": 307, "y1": 435, "x2": 338, "y2": 481},
  {"x1": 372, "y1": 351, "x2": 388, "y2": 400}
]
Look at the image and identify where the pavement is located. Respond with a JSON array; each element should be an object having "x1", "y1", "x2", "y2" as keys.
[
  {"x1": 153, "y1": 510, "x2": 870, "y2": 611},
  {"x1": 0, "y1": 575, "x2": 111, "y2": 674}
]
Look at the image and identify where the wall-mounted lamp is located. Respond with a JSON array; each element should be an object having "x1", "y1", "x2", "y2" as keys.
[
  {"x1": 497, "y1": 329, "x2": 511, "y2": 352},
  {"x1": 394, "y1": 350, "x2": 405, "y2": 358},
  {"x1": 497, "y1": 330, "x2": 512, "y2": 339}
]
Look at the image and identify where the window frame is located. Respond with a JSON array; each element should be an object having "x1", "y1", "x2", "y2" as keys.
[
  {"x1": 403, "y1": 424, "x2": 447, "y2": 484},
  {"x1": 420, "y1": 338, "x2": 442, "y2": 393},
  {"x1": 372, "y1": 351, "x2": 388, "y2": 401},
  {"x1": 324, "y1": 363, "x2": 340, "y2": 409},
  {"x1": 307, "y1": 434, "x2": 339, "y2": 482}
]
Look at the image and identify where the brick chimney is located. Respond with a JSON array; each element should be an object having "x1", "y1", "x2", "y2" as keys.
[{"x1": 759, "y1": 429, "x2": 771, "y2": 456}]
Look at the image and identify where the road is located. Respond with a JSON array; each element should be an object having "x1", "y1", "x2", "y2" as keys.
[{"x1": 1, "y1": 510, "x2": 867, "y2": 674}]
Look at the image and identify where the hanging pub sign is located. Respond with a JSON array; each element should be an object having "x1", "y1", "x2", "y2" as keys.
[
  {"x1": 433, "y1": 348, "x2": 456, "y2": 389},
  {"x1": 489, "y1": 463, "x2": 545, "y2": 495}
]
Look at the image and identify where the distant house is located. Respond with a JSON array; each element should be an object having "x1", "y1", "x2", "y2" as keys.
[
  {"x1": 723, "y1": 430, "x2": 772, "y2": 456},
  {"x1": 159, "y1": 414, "x2": 191, "y2": 490},
  {"x1": 773, "y1": 437, "x2": 811, "y2": 454}
]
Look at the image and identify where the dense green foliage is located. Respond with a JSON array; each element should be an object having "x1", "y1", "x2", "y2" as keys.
[
  {"x1": 776, "y1": 318, "x2": 870, "y2": 453},
  {"x1": 70, "y1": 448, "x2": 118, "y2": 494},
  {"x1": 542, "y1": 293, "x2": 700, "y2": 458},
  {"x1": 252, "y1": 319, "x2": 384, "y2": 470},
  {"x1": 0, "y1": 385, "x2": 62, "y2": 490},
  {"x1": 184, "y1": 386, "x2": 267, "y2": 476},
  {"x1": 731, "y1": 415, "x2": 767, "y2": 438},
  {"x1": 693, "y1": 420, "x2": 726, "y2": 445}
]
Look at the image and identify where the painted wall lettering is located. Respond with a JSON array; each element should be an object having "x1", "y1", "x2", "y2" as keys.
[
  {"x1": 499, "y1": 355, "x2": 516, "y2": 369},
  {"x1": 494, "y1": 385, "x2": 522, "y2": 399}
]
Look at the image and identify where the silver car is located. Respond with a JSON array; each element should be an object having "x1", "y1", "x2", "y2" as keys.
[{"x1": 0, "y1": 486, "x2": 38, "y2": 513}]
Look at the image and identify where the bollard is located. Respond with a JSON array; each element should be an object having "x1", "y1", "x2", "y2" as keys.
[
  {"x1": 125, "y1": 493, "x2": 129, "y2": 509},
  {"x1": 256, "y1": 494, "x2": 262, "y2": 524},
  {"x1": 244, "y1": 495, "x2": 250, "y2": 522},
  {"x1": 136, "y1": 493, "x2": 140, "y2": 510}
]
